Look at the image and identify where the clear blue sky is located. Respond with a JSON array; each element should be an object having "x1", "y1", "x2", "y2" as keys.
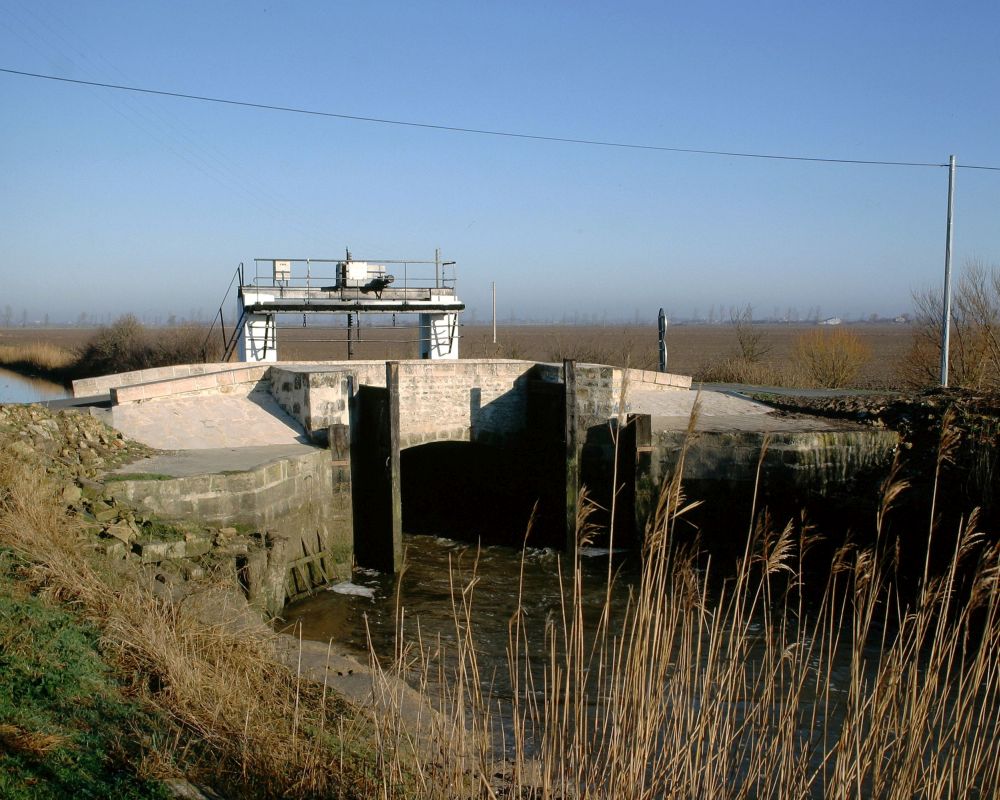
[{"x1": 2, "y1": 0, "x2": 998, "y2": 324}]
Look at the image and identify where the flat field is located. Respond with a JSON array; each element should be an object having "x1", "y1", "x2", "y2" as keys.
[{"x1": 0, "y1": 321, "x2": 917, "y2": 390}]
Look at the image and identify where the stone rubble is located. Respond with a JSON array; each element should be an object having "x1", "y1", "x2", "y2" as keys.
[{"x1": 0, "y1": 403, "x2": 270, "y2": 595}]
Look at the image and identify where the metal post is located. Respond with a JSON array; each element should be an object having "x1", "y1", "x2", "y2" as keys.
[
  {"x1": 658, "y1": 308, "x2": 667, "y2": 372},
  {"x1": 492, "y1": 281, "x2": 497, "y2": 344},
  {"x1": 940, "y1": 155, "x2": 956, "y2": 387},
  {"x1": 347, "y1": 313, "x2": 354, "y2": 360},
  {"x1": 435, "y1": 247, "x2": 441, "y2": 289}
]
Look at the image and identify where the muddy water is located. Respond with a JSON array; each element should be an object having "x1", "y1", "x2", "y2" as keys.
[
  {"x1": 281, "y1": 530, "x2": 879, "y2": 768},
  {"x1": 281, "y1": 533, "x2": 638, "y2": 706},
  {"x1": 0, "y1": 368, "x2": 68, "y2": 403}
]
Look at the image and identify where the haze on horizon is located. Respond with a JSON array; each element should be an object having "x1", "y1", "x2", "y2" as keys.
[{"x1": 2, "y1": 1, "x2": 998, "y2": 326}]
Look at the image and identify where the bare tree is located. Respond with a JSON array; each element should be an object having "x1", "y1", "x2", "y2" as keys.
[
  {"x1": 903, "y1": 257, "x2": 1000, "y2": 388},
  {"x1": 731, "y1": 304, "x2": 771, "y2": 363}
]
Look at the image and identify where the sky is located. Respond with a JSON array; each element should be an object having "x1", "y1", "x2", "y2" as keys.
[{"x1": 2, "y1": 0, "x2": 999, "y2": 324}]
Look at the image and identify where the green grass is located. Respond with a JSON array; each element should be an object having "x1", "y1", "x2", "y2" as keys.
[
  {"x1": 0, "y1": 551, "x2": 169, "y2": 799},
  {"x1": 103, "y1": 473, "x2": 174, "y2": 483}
]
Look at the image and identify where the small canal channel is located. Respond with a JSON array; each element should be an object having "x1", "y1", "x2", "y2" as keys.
[{"x1": 0, "y1": 367, "x2": 68, "y2": 403}]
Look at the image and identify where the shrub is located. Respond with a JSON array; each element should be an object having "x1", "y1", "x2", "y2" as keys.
[
  {"x1": 693, "y1": 355, "x2": 789, "y2": 386},
  {"x1": 903, "y1": 258, "x2": 1000, "y2": 389},
  {"x1": 731, "y1": 304, "x2": 771, "y2": 362},
  {"x1": 73, "y1": 316, "x2": 217, "y2": 377},
  {"x1": 793, "y1": 326, "x2": 871, "y2": 388}
]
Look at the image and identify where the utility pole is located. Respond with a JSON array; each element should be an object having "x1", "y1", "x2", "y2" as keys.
[
  {"x1": 492, "y1": 281, "x2": 497, "y2": 344},
  {"x1": 940, "y1": 155, "x2": 956, "y2": 387}
]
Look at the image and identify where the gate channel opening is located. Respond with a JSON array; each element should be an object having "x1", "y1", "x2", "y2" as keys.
[{"x1": 401, "y1": 441, "x2": 567, "y2": 549}]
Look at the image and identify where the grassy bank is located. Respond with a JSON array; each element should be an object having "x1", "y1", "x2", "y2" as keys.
[
  {"x1": 0, "y1": 342, "x2": 77, "y2": 384},
  {"x1": 0, "y1": 413, "x2": 408, "y2": 798},
  {"x1": 0, "y1": 550, "x2": 168, "y2": 799}
]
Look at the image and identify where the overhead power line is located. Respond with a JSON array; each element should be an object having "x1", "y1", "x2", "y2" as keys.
[{"x1": 2, "y1": 66, "x2": 999, "y2": 171}]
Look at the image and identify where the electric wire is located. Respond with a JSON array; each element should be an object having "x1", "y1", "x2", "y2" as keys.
[
  {"x1": 2, "y1": 66, "x2": 997, "y2": 171},
  {"x1": 0, "y1": 15, "x2": 324, "y2": 246}
]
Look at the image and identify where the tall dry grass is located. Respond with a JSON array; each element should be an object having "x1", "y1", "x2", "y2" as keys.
[
  {"x1": 0, "y1": 316, "x2": 218, "y2": 382},
  {"x1": 369, "y1": 413, "x2": 1000, "y2": 798},
  {"x1": 4, "y1": 404, "x2": 999, "y2": 797},
  {"x1": 0, "y1": 342, "x2": 75, "y2": 373},
  {"x1": 0, "y1": 446, "x2": 398, "y2": 799}
]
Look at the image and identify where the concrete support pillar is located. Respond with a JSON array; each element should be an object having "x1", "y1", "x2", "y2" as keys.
[
  {"x1": 237, "y1": 290, "x2": 278, "y2": 363},
  {"x1": 564, "y1": 359, "x2": 579, "y2": 554},
  {"x1": 238, "y1": 313, "x2": 278, "y2": 362},
  {"x1": 627, "y1": 414, "x2": 655, "y2": 537},
  {"x1": 385, "y1": 361, "x2": 403, "y2": 570},
  {"x1": 349, "y1": 363, "x2": 402, "y2": 573},
  {"x1": 419, "y1": 312, "x2": 459, "y2": 359}
]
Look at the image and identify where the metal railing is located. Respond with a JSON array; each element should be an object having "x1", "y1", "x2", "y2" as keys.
[
  {"x1": 248, "y1": 253, "x2": 457, "y2": 299},
  {"x1": 201, "y1": 262, "x2": 246, "y2": 361}
]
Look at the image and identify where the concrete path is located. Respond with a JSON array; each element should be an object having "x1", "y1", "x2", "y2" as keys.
[
  {"x1": 114, "y1": 443, "x2": 320, "y2": 478},
  {"x1": 106, "y1": 390, "x2": 320, "y2": 477},
  {"x1": 109, "y1": 391, "x2": 309, "y2": 450},
  {"x1": 627, "y1": 386, "x2": 865, "y2": 433}
]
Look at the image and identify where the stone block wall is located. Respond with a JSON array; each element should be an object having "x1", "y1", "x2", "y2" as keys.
[
  {"x1": 395, "y1": 360, "x2": 537, "y2": 448},
  {"x1": 269, "y1": 360, "x2": 542, "y2": 449},
  {"x1": 647, "y1": 428, "x2": 898, "y2": 490},
  {"x1": 107, "y1": 448, "x2": 353, "y2": 611},
  {"x1": 632, "y1": 424, "x2": 899, "y2": 535}
]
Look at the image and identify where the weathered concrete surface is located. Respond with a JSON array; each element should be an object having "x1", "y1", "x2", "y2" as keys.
[
  {"x1": 87, "y1": 359, "x2": 898, "y2": 570},
  {"x1": 109, "y1": 389, "x2": 308, "y2": 449},
  {"x1": 108, "y1": 445, "x2": 353, "y2": 615},
  {"x1": 624, "y1": 386, "x2": 855, "y2": 432},
  {"x1": 115, "y1": 444, "x2": 318, "y2": 477},
  {"x1": 647, "y1": 427, "x2": 899, "y2": 489}
]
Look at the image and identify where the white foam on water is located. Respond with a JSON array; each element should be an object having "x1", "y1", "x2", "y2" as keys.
[
  {"x1": 327, "y1": 581, "x2": 377, "y2": 599},
  {"x1": 354, "y1": 568, "x2": 381, "y2": 578}
]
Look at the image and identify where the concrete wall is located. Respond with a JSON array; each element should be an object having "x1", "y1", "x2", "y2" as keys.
[
  {"x1": 110, "y1": 365, "x2": 272, "y2": 404},
  {"x1": 269, "y1": 363, "x2": 383, "y2": 442},
  {"x1": 107, "y1": 448, "x2": 353, "y2": 612},
  {"x1": 269, "y1": 360, "x2": 549, "y2": 449},
  {"x1": 632, "y1": 422, "x2": 900, "y2": 535},
  {"x1": 396, "y1": 360, "x2": 538, "y2": 448},
  {"x1": 647, "y1": 428, "x2": 898, "y2": 490},
  {"x1": 73, "y1": 363, "x2": 248, "y2": 397}
]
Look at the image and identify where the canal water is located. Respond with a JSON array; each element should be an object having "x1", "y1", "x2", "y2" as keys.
[
  {"x1": 281, "y1": 532, "x2": 641, "y2": 751},
  {"x1": 282, "y1": 532, "x2": 634, "y2": 684},
  {"x1": 280, "y1": 529, "x2": 897, "y2": 773},
  {"x1": 0, "y1": 367, "x2": 68, "y2": 403}
]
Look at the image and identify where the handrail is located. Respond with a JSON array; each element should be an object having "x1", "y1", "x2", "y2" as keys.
[
  {"x1": 221, "y1": 307, "x2": 247, "y2": 362},
  {"x1": 249, "y1": 255, "x2": 457, "y2": 293},
  {"x1": 201, "y1": 263, "x2": 245, "y2": 361}
]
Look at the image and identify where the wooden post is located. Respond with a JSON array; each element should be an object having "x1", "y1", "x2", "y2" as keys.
[{"x1": 630, "y1": 414, "x2": 655, "y2": 537}]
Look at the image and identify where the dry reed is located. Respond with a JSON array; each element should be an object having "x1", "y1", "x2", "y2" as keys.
[
  {"x1": 367, "y1": 410, "x2": 1000, "y2": 798},
  {"x1": 3, "y1": 403, "x2": 999, "y2": 797},
  {"x1": 0, "y1": 342, "x2": 75, "y2": 372},
  {"x1": 0, "y1": 446, "x2": 392, "y2": 799}
]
